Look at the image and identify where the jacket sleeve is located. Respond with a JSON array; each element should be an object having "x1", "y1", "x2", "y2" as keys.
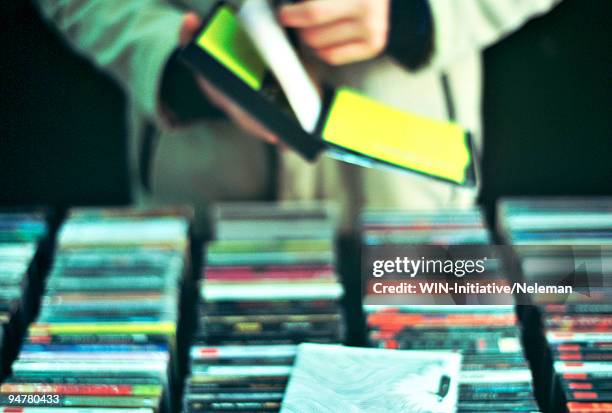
[
  {"x1": 35, "y1": 0, "x2": 185, "y2": 122},
  {"x1": 388, "y1": 0, "x2": 561, "y2": 71}
]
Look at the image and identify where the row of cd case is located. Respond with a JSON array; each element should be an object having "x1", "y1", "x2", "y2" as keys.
[
  {"x1": 184, "y1": 202, "x2": 345, "y2": 412},
  {"x1": 0, "y1": 211, "x2": 50, "y2": 377},
  {"x1": 362, "y1": 207, "x2": 542, "y2": 412},
  {"x1": 498, "y1": 198, "x2": 612, "y2": 413},
  {"x1": 0, "y1": 207, "x2": 193, "y2": 413}
]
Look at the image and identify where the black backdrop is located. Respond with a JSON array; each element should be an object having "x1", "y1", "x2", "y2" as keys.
[{"x1": 2, "y1": 0, "x2": 611, "y2": 213}]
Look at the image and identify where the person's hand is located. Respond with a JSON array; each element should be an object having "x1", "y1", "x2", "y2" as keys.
[
  {"x1": 179, "y1": 13, "x2": 279, "y2": 144},
  {"x1": 278, "y1": 0, "x2": 390, "y2": 66}
]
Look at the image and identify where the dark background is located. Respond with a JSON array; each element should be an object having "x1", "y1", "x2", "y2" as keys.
[{"x1": 1, "y1": 0, "x2": 611, "y2": 214}]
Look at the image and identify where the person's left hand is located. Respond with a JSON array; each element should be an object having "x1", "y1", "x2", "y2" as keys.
[{"x1": 278, "y1": 0, "x2": 390, "y2": 66}]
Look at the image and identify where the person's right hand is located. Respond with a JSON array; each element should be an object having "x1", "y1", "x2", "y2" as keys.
[
  {"x1": 278, "y1": 0, "x2": 390, "y2": 66},
  {"x1": 180, "y1": 12, "x2": 279, "y2": 144}
]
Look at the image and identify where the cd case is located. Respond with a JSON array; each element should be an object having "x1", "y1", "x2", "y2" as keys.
[
  {"x1": 179, "y1": 1, "x2": 477, "y2": 186},
  {"x1": 280, "y1": 343, "x2": 460, "y2": 413}
]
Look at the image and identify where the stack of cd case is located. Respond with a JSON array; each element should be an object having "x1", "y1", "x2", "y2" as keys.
[
  {"x1": 362, "y1": 208, "x2": 541, "y2": 412},
  {"x1": 183, "y1": 202, "x2": 345, "y2": 412},
  {"x1": 0, "y1": 211, "x2": 49, "y2": 376},
  {"x1": 498, "y1": 198, "x2": 612, "y2": 413},
  {"x1": 0, "y1": 207, "x2": 192, "y2": 413}
]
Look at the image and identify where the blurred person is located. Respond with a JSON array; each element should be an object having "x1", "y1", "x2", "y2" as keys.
[{"x1": 36, "y1": 0, "x2": 559, "y2": 234}]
